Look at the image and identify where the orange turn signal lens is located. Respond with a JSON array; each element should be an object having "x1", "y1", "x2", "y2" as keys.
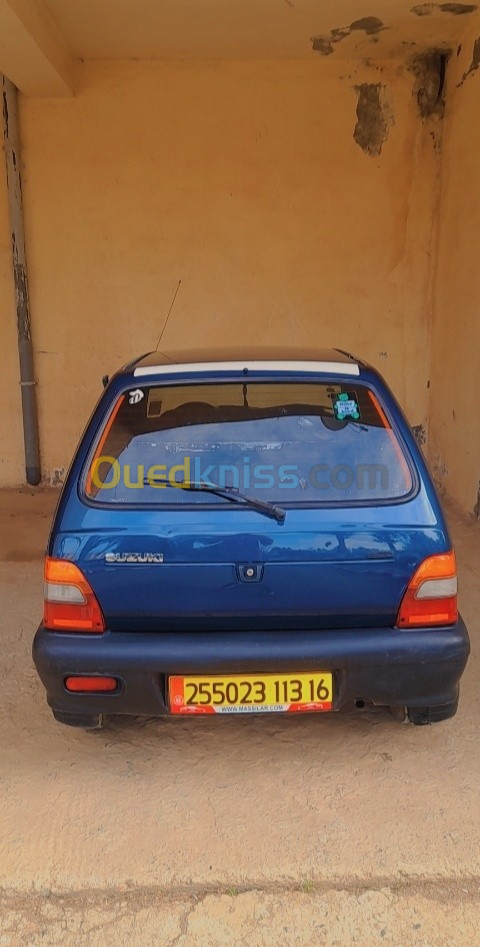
[
  {"x1": 44, "y1": 557, "x2": 105, "y2": 632},
  {"x1": 396, "y1": 551, "x2": 458, "y2": 628},
  {"x1": 65, "y1": 676, "x2": 117, "y2": 692}
]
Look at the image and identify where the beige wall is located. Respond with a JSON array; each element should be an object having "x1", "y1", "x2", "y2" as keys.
[
  {"x1": 1, "y1": 59, "x2": 440, "y2": 484},
  {"x1": 429, "y1": 32, "x2": 480, "y2": 516}
]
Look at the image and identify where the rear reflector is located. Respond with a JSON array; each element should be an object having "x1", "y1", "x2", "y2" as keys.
[
  {"x1": 44, "y1": 558, "x2": 105, "y2": 632},
  {"x1": 396, "y1": 550, "x2": 458, "y2": 628},
  {"x1": 65, "y1": 676, "x2": 117, "y2": 692}
]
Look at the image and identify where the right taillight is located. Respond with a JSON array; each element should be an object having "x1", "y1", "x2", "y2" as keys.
[
  {"x1": 44, "y1": 557, "x2": 105, "y2": 632},
  {"x1": 396, "y1": 550, "x2": 458, "y2": 628}
]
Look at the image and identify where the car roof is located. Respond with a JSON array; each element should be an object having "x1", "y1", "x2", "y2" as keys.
[{"x1": 126, "y1": 347, "x2": 364, "y2": 378}]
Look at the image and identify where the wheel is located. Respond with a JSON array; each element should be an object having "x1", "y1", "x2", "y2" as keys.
[
  {"x1": 407, "y1": 695, "x2": 458, "y2": 726},
  {"x1": 52, "y1": 709, "x2": 106, "y2": 730}
]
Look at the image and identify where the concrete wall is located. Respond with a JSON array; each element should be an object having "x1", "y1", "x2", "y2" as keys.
[
  {"x1": 1, "y1": 59, "x2": 440, "y2": 484},
  {"x1": 429, "y1": 32, "x2": 480, "y2": 517}
]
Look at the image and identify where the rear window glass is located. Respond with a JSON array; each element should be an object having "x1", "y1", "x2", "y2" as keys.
[{"x1": 84, "y1": 382, "x2": 413, "y2": 506}]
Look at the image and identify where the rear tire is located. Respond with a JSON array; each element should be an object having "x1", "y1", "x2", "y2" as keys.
[
  {"x1": 52, "y1": 710, "x2": 106, "y2": 730},
  {"x1": 407, "y1": 695, "x2": 458, "y2": 725}
]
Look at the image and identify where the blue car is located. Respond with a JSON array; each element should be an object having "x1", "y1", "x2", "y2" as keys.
[{"x1": 33, "y1": 348, "x2": 469, "y2": 729}]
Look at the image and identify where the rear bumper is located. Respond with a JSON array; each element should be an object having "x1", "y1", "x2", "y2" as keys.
[{"x1": 32, "y1": 618, "x2": 470, "y2": 718}]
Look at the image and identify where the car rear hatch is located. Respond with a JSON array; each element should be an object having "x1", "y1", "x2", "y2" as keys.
[
  {"x1": 51, "y1": 507, "x2": 449, "y2": 632},
  {"x1": 50, "y1": 371, "x2": 450, "y2": 632}
]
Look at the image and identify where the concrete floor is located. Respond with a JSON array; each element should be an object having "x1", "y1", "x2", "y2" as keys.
[{"x1": 1, "y1": 488, "x2": 479, "y2": 945}]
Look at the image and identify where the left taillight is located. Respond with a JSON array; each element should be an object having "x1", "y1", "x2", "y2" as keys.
[
  {"x1": 43, "y1": 557, "x2": 105, "y2": 632},
  {"x1": 396, "y1": 550, "x2": 458, "y2": 628}
]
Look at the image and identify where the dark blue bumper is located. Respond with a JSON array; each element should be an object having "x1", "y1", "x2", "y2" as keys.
[{"x1": 32, "y1": 618, "x2": 470, "y2": 718}]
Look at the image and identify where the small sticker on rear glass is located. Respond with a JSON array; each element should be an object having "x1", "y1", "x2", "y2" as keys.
[
  {"x1": 128, "y1": 389, "x2": 144, "y2": 405},
  {"x1": 331, "y1": 391, "x2": 361, "y2": 421}
]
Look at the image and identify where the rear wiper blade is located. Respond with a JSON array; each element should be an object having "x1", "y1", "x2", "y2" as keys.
[{"x1": 143, "y1": 478, "x2": 286, "y2": 522}]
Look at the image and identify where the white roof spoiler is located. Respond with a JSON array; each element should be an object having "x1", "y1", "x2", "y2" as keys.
[{"x1": 134, "y1": 360, "x2": 360, "y2": 378}]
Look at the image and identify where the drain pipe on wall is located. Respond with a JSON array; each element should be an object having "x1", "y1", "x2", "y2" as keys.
[{"x1": 2, "y1": 75, "x2": 40, "y2": 485}]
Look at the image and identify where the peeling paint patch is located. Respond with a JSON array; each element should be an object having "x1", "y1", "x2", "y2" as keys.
[
  {"x1": 412, "y1": 1, "x2": 476, "y2": 12},
  {"x1": 458, "y1": 36, "x2": 480, "y2": 84},
  {"x1": 330, "y1": 27, "x2": 351, "y2": 47},
  {"x1": 48, "y1": 468, "x2": 65, "y2": 487},
  {"x1": 474, "y1": 482, "x2": 480, "y2": 519},
  {"x1": 412, "y1": 423, "x2": 427, "y2": 446},
  {"x1": 350, "y1": 17, "x2": 385, "y2": 34},
  {"x1": 311, "y1": 35, "x2": 335, "y2": 54},
  {"x1": 439, "y1": 2, "x2": 477, "y2": 12},
  {"x1": 2, "y1": 90, "x2": 9, "y2": 133},
  {"x1": 353, "y1": 83, "x2": 392, "y2": 156},
  {"x1": 408, "y1": 50, "x2": 449, "y2": 118},
  {"x1": 412, "y1": 2, "x2": 436, "y2": 13},
  {"x1": 311, "y1": 17, "x2": 385, "y2": 55}
]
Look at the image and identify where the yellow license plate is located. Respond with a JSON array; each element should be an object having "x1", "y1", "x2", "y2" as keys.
[{"x1": 169, "y1": 672, "x2": 333, "y2": 715}]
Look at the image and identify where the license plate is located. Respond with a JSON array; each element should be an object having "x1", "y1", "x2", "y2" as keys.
[{"x1": 168, "y1": 672, "x2": 333, "y2": 715}]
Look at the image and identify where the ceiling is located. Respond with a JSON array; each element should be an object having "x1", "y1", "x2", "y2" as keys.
[
  {"x1": 43, "y1": 0, "x2": 478, "y2": 60},
  {"x1": 1, "y1": 0, "x2": 479, "y2": 95}
]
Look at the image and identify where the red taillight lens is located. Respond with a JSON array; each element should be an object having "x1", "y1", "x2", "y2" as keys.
[
  {"x1": 65, "y1": 676, "x2": 117, "y2": 692},
  {"x1": 44, "y1": 557, "x2": 105, "y2": 632},
  {"x1": 396, "y1": 551, "x2": 458, "y2": 628}
]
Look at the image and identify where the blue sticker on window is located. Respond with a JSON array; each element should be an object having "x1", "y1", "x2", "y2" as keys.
[{"x1": 331, "y1": 391, "x2": 361, "y2": 422}]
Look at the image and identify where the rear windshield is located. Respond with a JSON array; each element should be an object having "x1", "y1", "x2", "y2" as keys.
[{"x1": 84, "y1": 381, "x2": 414, "y2": 506}]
